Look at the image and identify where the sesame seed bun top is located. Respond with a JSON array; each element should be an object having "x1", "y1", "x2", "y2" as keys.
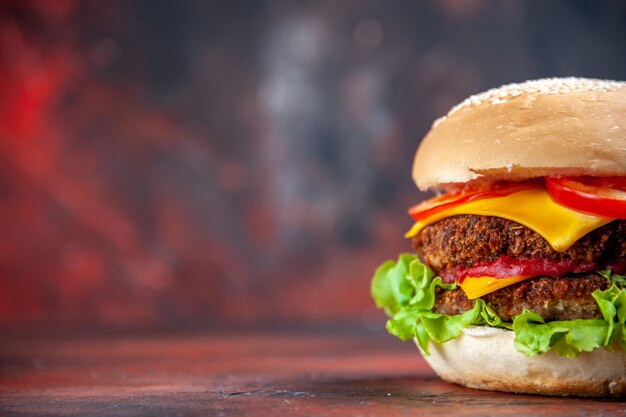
[{"x1": 412, "y1": 77, "x2": 626, "y2": 191}]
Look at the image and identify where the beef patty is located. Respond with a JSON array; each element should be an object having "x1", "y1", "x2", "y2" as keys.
[
  {"x1": 413, "y1": 215, "x2": 625, "y2": 322},
  {"x1": 413, "y1": 216, "x2": 626, "y2": 280},
  {"x1": 435, "y1": 273, "x2": 610, "y2": 321}
]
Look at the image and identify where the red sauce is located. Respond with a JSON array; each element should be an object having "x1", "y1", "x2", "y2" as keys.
[
  {"x1": 452, "y1": 256, "x2": 598, "y2": 284},
  {"x1": 607, "y1": 259, "x2": 626, "y2": 275}
]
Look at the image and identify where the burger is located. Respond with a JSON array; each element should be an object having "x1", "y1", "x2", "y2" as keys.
[{"x1": 371, "y1": 77, "x2": 626, "y2": 397}]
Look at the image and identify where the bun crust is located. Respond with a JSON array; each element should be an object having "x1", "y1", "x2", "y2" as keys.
[
  {"x1": 419, "y1": 327, "x2": 626, "y2": 397},
  {"x1": 413, "y1": 78, "x2": 626, "y2": 191}
]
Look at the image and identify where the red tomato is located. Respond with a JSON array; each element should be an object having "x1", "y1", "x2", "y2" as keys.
[
  {"x1": 545, "y1": 176, "x2": 626, "y2": 219},
  {"x1": 408, "y1": 181, "x2": 540, "y2": 222}
]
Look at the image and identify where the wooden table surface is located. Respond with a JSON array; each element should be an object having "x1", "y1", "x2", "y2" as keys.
[{"x1": 1, "y1": 329, "x2": 624, "y2": 416}]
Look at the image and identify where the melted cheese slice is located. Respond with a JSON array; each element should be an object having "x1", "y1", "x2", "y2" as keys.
[
  {"x1": 459, "y1": 276, "x2": 531, "y2": 299},
  {"x1": 405, "y1": 188, "x2": 612, "y2": 252}
]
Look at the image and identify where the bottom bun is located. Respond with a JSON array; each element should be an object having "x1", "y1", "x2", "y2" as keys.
[{"x1": 418, "y1": 326, "x2": 626, "y2": 397}]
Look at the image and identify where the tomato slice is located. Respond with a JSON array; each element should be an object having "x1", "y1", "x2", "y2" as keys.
[
  {"x1": 408, "y1": 192, "x2": 475, "y2": 222},
  {"x1": 408, "y1": 181, "x2": 540, "y2": 222},
  {"x1": 545, "y1": 177, "x2": 626, "y2": 219}
]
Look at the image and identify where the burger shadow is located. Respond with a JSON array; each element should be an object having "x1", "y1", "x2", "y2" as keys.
[{"x1": 297, "y1": 375, "x2": 626, "y2": 408}]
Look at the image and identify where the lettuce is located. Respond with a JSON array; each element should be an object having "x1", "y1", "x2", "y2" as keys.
[
  {"x1": 371, "y1": 254, "x2": 509, "y2": 355},
  {"x1": 371, "y1": 254, "x2": 626, "y2": 357}
]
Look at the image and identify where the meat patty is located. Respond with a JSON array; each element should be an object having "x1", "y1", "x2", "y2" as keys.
[
  {"x1": 435, "y1": 273, "x2": 610, "y2": 321},
  {"x1": 414, "y1": 216, "x2": 626, "y2": 280}
]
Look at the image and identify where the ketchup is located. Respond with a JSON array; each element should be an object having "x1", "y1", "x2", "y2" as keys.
[
  {"x1": 606, "y1": 259, "x2": 626, "y2": 275},
  {"x1": 451, "y1": 255, "x2": 599, "y2": 283}
]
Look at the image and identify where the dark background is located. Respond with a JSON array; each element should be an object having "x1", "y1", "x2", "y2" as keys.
[{"x1": 1, "y1": 0, "x2": 625, "y2": 330}]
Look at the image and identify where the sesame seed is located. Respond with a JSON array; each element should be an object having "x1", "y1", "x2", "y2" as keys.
[{"x1": 433, "y1": 77, "x2": 625, "y2": 128}]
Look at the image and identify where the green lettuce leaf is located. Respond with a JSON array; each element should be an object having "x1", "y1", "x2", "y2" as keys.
[
  {"x1": 371, "y1": 254, "x2": 415, "y2": 316},
  {"x1": 416, "y1": 301, "x2": 485, "y2": 355},
  {"x1": 371, "y1": 254, "x2": 626, "y2": 357},
  {"x1": 481, "y1": 303, "x2": 513, "y2": 330},
  {"x1": 594, "y1": 282, "x2": 626, "y2": 350},
  {"x1": 597, "y1": 270, "x2": 626, "y2": 287},
  {"x1": 372, "y1": 254, "x2": 508, "y2": 355},
  {"x1": 512, "y1": 311, "x2": 609, "y2": 358}
]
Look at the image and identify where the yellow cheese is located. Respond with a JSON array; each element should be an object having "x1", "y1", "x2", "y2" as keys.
[
  {"x1": 405, "y1": 188, "x2": 612, "y2": 252},
  {"x1": 459, "y1": 275, "x2": 531, "y2": 299}
]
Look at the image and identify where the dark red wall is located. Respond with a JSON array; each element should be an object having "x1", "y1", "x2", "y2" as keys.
[{"x1": 1, "y1": 0, "x2": 625, "y2": 329}]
